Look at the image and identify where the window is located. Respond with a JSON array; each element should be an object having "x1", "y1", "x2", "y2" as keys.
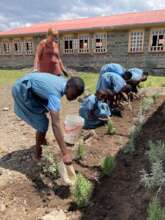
[
  {"x1": 78, "y1": 35, "x2": 90, "y2": 53},
  {"x1": 150, "y1": 29, "x2": 165, "y2": 52},
  {"x1": 93, "y1": 33, "x2": 107, "y2": 53},
  {"x1": 13, "y1": 39, "x2": 23, "y2": 55},
  {"x1": 24, "y1": 39, "x2": 34, "y2": 55},
  {"x1": 63, "y1": 35, "x2": 74, "y2": 54},
  {"x1": 0, "y1": 40, "x2": 11, "y2": 55},
  {"x1": 129, "y1": 30, "x2": 144, "y2": 53}
]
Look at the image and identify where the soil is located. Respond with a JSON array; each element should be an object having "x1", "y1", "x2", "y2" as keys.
[{"x1": 0, "y1": 84, "x2": 164, "y2": 220}]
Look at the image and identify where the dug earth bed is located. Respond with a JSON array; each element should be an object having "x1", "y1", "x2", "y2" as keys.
[
  {"x1": 0, "y1": 85, "x2": 164, "y2": 220},
  {"x1": 81, "y1": 98, "x2": 165, "y2": 220}
]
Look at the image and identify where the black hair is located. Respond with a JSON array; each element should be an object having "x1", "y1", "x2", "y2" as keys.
[
  {"x1": 67, "y1": 77, "x2": 85, "y2": 96},
  {"x1": 124, "y1": 71, "x2": 132, "y2": 80},
  {"x1": 143, "y1": 71, "x2": 149, "y2": 76}
]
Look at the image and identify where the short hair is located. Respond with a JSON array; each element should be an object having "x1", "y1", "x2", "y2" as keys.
[
  {"x1": 124, "y1": 71, "x2": 132, "y2": 80},
  {"x1": 143, "y1": 71, "x2": 149, "y2": 76},
  {"x1": 47, "y1": 28, "x2": 58, "y2": 37},
  {"x1": 67, "y1": 77, "x2": 85, "y2": 96}
]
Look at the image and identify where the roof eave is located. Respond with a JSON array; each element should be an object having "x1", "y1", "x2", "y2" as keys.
[{"x1": 0, "y1": 21, "x2": 165, "y2": 38}]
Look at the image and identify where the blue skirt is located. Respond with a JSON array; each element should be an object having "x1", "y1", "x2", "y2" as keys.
[{"x1": 12, "y1": 79, "x2": 49, "y2": 132}]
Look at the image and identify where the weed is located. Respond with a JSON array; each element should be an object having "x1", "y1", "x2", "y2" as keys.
[
  {"x1": 147, "y1": 197, "x2": 165, "y2": 220},
  {"x1": 101, "y1": 155, "x2": 117, "y2": 176},
  {"x1": 107, "y1": 121, "x2": 116, "y2": 135},
  {"x1": 72, "y1": 173, "x2": 93, "y2": 208}
]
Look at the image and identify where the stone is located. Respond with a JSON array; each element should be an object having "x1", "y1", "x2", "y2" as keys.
[
  {"x1": 39, "y1": 209, "x2": 66, "y2": 220},
  {"x1": 2, "y1": 107, "x2": 9, "y2": 111}
]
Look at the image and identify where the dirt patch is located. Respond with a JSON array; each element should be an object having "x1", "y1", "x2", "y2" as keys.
[{"x1": 0, "y1": 84, "x2": 164, "y2": 220}]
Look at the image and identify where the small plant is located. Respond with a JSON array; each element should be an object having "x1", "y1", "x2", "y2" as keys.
[
  {"x1": 42, "y1": 151, "x2": 59, "y2": 179},
  {"x1": 140, "y1": 160, "x2": 165, "y2": 190},
  {"x1": 147, "y1": 197, "x2": 165, "y2": 220},
  {"x1": 124, "y1": 124, "x2": 142, "y2": 154},
  {"x1": 101, "y1": 155, "x2": 117, "y2": 176},
  {"x1": 152, "y1": 93, "x2": 160, "y2": 104},
  {"x1": 76, "y1": 140, "x2": 86, "y2": 160},
  {"x1": 72, "y1": 173, "x2": 93, "y2": 208},
  {"x1": 107, "y1": 121, "x2": 116, "y2": 135},
  {"x1": 137, "y1": 107, "x2": 145, "y2": 124},
  {"x1": 141, "y1": 96, "x2": 154, "y2": 113},
  {"x1": 147, "y1": 141, "x2": 165, "y2": 164}
]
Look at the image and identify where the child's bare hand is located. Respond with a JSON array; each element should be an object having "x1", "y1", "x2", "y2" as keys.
[{"x1": 63, "y1": 153, "x2": 72, "y2": 165}]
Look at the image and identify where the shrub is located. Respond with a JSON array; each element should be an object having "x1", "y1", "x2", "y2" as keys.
[
  {"x1": 147, "y1": 197, "x2": 165, "y2": 220},
  {"x1": 101, "y1": 155, "x2": 117, "y2": 176},
  {"x1": 140, "y1": 160, "x2": 165, "y2": 190},
  {"x1": 147, "y1": 141, "x2": 165, "y2": 164},
  {"x1": 72, "y1": 173, "x2": 93, "y2": 208},
  {"x1": 107, "y1": 121, "x2": 116, "y2": 135}
]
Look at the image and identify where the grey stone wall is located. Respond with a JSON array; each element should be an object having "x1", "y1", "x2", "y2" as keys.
[{"x1": 0, "y1": 29, "x2": 165, "y2": 75}]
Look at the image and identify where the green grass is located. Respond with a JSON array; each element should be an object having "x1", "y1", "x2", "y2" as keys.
[
  {"x1": 79, "y1": 72, "x2": 98, "y2": 93},
  {"x1": 140, "y1": 76, "x2": 165, "y2": 88},
  {"x1": 0, "y1": 68, "x2": 31, "y2": 85},
  {"x1": 0, "y1": 69, "x2": 165, "y2": 90},
  {"x1": 80, "y1": 74, "x2": 165, "y2": 93}
]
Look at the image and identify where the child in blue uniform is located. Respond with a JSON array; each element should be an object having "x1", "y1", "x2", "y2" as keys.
[
  {"x1": 96, "y1": 71, "x2": 132, "y2": 114},
  {"x1": 79, "y1": 91, "x2": 111, "y2": 129},
  {"x1": 99, "y1": 63, "x2": 132, "y2": 82},
  {"x1": 127, "y1": 68, "x2": 148, "y2": 93},
  {"x1": 12, "y1": 72, "x2": 84, "y2": 163}
]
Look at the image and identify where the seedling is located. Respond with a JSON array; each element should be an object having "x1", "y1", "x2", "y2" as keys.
[
  {"x1": 140, "y1": 160, "x2": 165, "y2": 190},
  {"x1": 147, "y1": 197, "x2": 165, "y2": 220},
  {"x1": 141, "y1": 96, "x2": 154, "y2": 113},
  {"x1": 42, "y1": 150, "x2": 59, "y2": 179},
  {"x1": 107, "y1": 120, "x2": 116, "y2": 135},
  {"x1": 152, "y1": 92, "x2": 160, "y2": 104},
  {"x1": 147, "y1": 141, "x2": 165, "y2": 164},
  {"x1": 124, "y1": 124, "x2": 142, "y2": 154},
  {"x1": 72, "y1": 173, "x2": 93, "y2": 208},
  {"x1": 76, "y1": 140, "x2": 86, "y2": 160},
  {"x1": 101, "y1": 155, "x2": 117, "y2": 176}
]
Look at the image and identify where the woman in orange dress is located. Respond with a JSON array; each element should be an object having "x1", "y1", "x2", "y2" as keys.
[{"x1": 34, "y1": 28, "x2": 68, "y2": 76}]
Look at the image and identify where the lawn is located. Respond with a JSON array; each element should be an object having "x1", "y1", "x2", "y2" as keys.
[
  {"x1": 0, "y1": 68, "x2": 31, "y2": 85},
  {"x1": 0, "y1": 69, "x2": 165, "y2": 92},
  {"x1": 80, "y1": 73, "x2": 165, "y2": 93}
]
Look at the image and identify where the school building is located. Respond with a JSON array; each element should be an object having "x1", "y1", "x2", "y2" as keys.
[{"x1": 0, "y1": 9, "x2": 165, "y2": 74}]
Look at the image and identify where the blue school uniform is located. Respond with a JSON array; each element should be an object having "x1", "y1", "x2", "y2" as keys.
[
  {"x1": 96, "y1": 72, "x2": 126, "y2": 94},
  {"x1": 100, "y1": 63, "x2": 126, "y2": 77},
  {"x1": 128, "y1": 68, "x2": 143, "y2": 81},
  {"x1": 79, "y1": 95, "x2": 111, "y2": 129},
  {"x1": 12, "y1": 72, "x2": 67, "y2": 132}
]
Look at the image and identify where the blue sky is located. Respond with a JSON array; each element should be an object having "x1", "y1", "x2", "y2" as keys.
[{"x1": 0, "y1": 0, "x2": 165, "y2": 31}]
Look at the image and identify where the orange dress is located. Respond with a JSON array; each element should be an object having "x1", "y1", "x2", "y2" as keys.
[{"x1": 36, "y1": 40, "x2": 62, "y2": 76}]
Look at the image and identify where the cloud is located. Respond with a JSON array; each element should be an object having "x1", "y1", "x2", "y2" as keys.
[{"x1": 0, "y1": 0, "x2": 165, "y2": 31}]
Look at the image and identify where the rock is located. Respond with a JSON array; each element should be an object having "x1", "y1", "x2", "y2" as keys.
[
  {"x1": 39, "y1": 209, "x2": 66, "y2": 220},
  {"x1": 2, "y1": 107, "x2": 9, "y2": 111}
]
